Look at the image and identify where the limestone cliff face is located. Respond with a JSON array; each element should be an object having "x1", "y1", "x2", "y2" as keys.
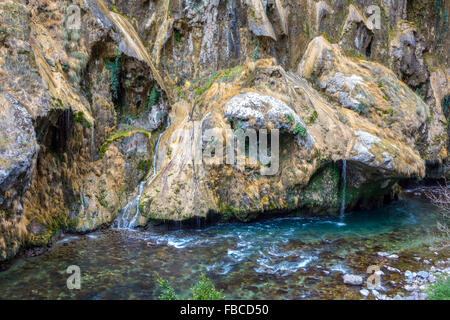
[{"x1": 0, "y1": 0, "x2": 449, "y2": 261}]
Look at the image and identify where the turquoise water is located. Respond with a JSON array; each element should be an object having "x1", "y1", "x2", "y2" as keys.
[{"x1": 0, "y1": 195, "x2": 447, "y2": 300}]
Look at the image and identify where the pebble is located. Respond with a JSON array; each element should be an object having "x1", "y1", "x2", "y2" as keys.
[
  {"x1": 343, "y1": 274, "x2": 363, "y2": 285},
  {"x1": 385, "y1": 266, "x2": 401, "y2": 273},
  {"x1": 360, "y1": 289, "x2": 370, "y2": 297},
  {"x1": 371, "y1": 289, "x2": 387, "y2": 300},
  {"x1": 428, "y1": 274, "x2": 436, "y2": 283},
  {"x1": 377, "y1": 252, "x2": 398, "y2": 259},
  {"x1": 424, "y1": 260, "x2": 431, "y2": 265},
  {"x1": 404, "y1": 285, "x2": 416, "y2": 292},
  {"x1": 417, "y1": 271, "x2": 429, "y2": 279},
  {"x1": 377, "y1": 252, "x2": 389, "y2": 257}
]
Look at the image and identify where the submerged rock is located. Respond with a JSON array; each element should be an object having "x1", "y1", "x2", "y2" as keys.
[
  {"x1": 360, "y1": 288, "x2": 370, "y2": 297},
  {"x1": 343, "y1": 274, "x2": 363, "y2": 285}
]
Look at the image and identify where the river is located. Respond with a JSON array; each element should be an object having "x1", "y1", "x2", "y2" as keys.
[{"x1": 0, "y1": 191, "x2": 448, "y2": 300}]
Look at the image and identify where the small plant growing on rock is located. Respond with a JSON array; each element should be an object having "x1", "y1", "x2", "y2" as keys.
[
  {"x1": 147, "y1": 85, "x2": 160, "y2": 110},
  {"x1": 74, "y1": 111, "x2": 91, "y2": 128},
  {"x1": 173, "y1": 29, "x2": 182, "y2": 44},
  {"x1": 61, "y1": 63, "x2": 69, "y2": 72},
  {"x1": 252, "y1": 39, "x2": 260, "y2": 61},
  {"x1": 97, "y1": 187, "x2": 108, "y2": 209},
  {"x1": 285, "y1": 114, "x2": 294, "y2": 125},
  {"x1": 354, "y1": 102, "x2": 371, "y2": 115},
  {"x1": 307, "y1": 111, "x2": 318, "y2": 124},
  {"x1": 387, "y1": 108, "x2": 394, "y2": 116},
  {"x1": 105, "y1": 51, "x2": 121, "y2": 100},
  {"x1": 293, "y1": 124, "x2": 307, "y2": 137}
]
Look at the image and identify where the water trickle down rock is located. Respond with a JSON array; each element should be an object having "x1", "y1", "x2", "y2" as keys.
[
  {"x1": 116, "y1": 117, "x2": 171, "y2": 229},
  {"x1": 340, "y1": 159, "x2": 347, "y2": 218}
]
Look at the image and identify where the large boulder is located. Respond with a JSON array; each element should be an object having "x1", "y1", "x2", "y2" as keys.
[
  {"x1": 389, "y1": 21, "x2": 429, "y2": 89},
  {"x1": 0, "y1": 94, "x2": 38, "y2": 214},
  {"x1": 299, "y1": 36, "x2": 446, "y2": 166},
  {"x1": 0, "y1": 94, "x2": 38, "y2": 261},
  {"x1": 135, "y1": 36, "x2": 444, "y2": 224}
]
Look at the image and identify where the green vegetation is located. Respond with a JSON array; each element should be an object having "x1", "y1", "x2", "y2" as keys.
[
  {"x1": 426, "y1": 276, "x2": 450, "y2": 300},
  {"x1": 189, "y1": 0, "x2": 204, "y2": 13},
  {"x1": 173, "y1": 29, "x2": 182, "y2": 44},
  {"x1": 292, "y1": 165, "x2": 340, "y2": 212},
  {"x1": 415, "y1": 88, "x2": 425, "y2": 101},
  {"x1": 147, "y1": 85, "x2": 160, "y2": 110},
  {"x1": 70, "y1": 51, "x2": 87, "y2": 65},
  {"x1": 0, "y1": 27, "x2": 8, "y2": 37},
  {"x1": 61, "y1": 63, "x2": 69, "y2": 72},
  {"x1": 195, "y1": 71, "x2": 218, "y2": 96},
  {"x1": 285, "y1": 114, "x2": 294, "y2": 125},
  {"x1": 285, "y1": 114, "x2": 307, "y2": 136},
  {"x1": 28, "y1": 210, "x2": 78, "y2": 246},
  {"x1": 46, "y1": 211, "x2": 77, "y2": 234},
  {"x1": 191, "y1": 273, "x2": 226, "y2": 300},
  {"x1": 156, "y1": 273, "x2": 225, "y2": 300},
  {"x1": 156, "y1": 275, "x2": 179, "y2": 300},
  {"x1": 192, "y1": 66, "x2": 244, "y2": 97},
  {"x1": 307, "y1": 111, "x2": 318, "y2": 125},
  {"x1": 69, "y1": 70, "x2": 79, "y2": 85},
  {"x1": 355, "y1": 102, "x2": 371, "y2": 115},
  {"x1": 100, "y1": 129, "x2": 150, "y2": 158},
  {"x1": 121, "y1": 114, "x2": 137, "y2": 125},
  {"x1": 74, "y1": 111, "x2": 91, "y2": 128},
  {"x1": 387, "y1": 108, "x2": 394, "y2": 116},
  {"x1": 97, "y1": 188, "x2": 108, "y2": 209},
  {"x1": 104, "y1": 52, "x2": 121, "y2": 100},
  {"x1": 293, "y1": 124, "x2": 307, "y2": 137},
  {"x1": 252, "y1": 39, "x2": 260, "y2": 61},
  {"x1": 137, "y1": 159, "x2": 151, "y2": 175}
]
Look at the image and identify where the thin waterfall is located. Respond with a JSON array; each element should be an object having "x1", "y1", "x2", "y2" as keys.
[
  {"x1": 90, "y1": 122, "x2": 95, "y2": 162},
  {"x1": 116, "y1": 116, "x2": 171, "y2": 229},
  {"x1": 340, "y1": 159, "x2": 347, "y2": 218}
]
